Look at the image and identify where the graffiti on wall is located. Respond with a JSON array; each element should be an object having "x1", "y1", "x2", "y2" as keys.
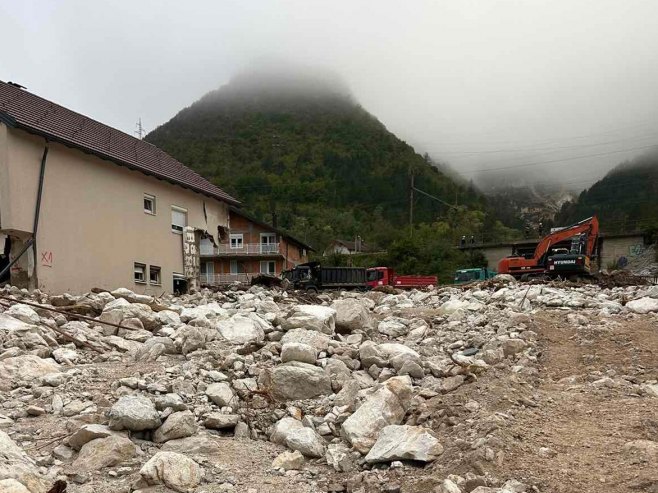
[
  {"x1": 41, "y1": 251, "x2": 53, "y2": 268},
  {"x1": 629, "y1": 244, "x2": 644, "y2": 257}
]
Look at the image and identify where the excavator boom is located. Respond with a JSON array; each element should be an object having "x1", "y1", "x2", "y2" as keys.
[{"x1": 498, "y1": 216, "x2": 599, "y2": 278}]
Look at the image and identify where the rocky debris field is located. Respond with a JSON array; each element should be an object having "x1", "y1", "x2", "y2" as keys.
[{"x1": 0, "y1": 277, "x2": 657, "y2": 493}]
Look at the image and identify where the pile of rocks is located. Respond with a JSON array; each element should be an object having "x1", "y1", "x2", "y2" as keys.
[{"x1": 0, "y1": 278, "x2": 656, "y2": 492}]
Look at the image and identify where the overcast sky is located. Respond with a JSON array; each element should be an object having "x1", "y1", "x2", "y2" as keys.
[{"x1": 2, "y1": 0, "x2": 658, "y2": 190}]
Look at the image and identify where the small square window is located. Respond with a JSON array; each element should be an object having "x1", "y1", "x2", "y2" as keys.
[
  {"x1": 144, "y1": 194, "x2": 156, "y2": 214},
  {"x1": 149, "y1": 265, "x2": 161, "y2": 285},
  {"x1": 230, "y1": 234, "x2": 244, "y2": 249},
  {"x1": 134, "y1": 263, "x2": 146, "y2": 283}
]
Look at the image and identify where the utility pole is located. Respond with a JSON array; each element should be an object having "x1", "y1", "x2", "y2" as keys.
[
  {"x1": 135, "y1": 118, "x2": 145, "y2": 140},
  {"x1": 409, "y1": 172, "x2": 415, "y2": 236}
]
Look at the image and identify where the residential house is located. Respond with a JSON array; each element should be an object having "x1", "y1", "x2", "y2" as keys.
[
  {"x1": 199, "y1": 207, "x2": 312, "y2": 285},
  {"x1": 323, "y1": 238, "x2": 372, "y2": 256},
  {"x1": 0, "y1": 81, "x2": 238, "y2": 294}
]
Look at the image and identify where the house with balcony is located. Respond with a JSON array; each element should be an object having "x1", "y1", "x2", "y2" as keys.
[{"x1": 199, "y1": 207, "x2": 312, "y2": 285}]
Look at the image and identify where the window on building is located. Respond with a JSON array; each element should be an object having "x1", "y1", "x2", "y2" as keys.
[
  {"x1": 230, "y1": 234, "x2": 244, "y2": 249},
  {"x1": 144, "y1": 194, "x2": 156, "y2": 215},
  {"x1": 260, "y1": 233, "x2": 277, "y2": 253},
  {"x1": 260, "y1": 260, "x2": 276, "y2": 275},
  {"x1": 149, "y1": 265, "x2": 161, "y2": 285},
  {"x1": 134, "y1": 263, "x2": 146, "y2": 283},
  {"x1": 171, "y1": 206, "x2": 187, "y2": 234}
]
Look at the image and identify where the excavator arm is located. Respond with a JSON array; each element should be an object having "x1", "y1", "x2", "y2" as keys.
[{"x1": 532, "y1": 216, "x2": 599, "y2": 263}]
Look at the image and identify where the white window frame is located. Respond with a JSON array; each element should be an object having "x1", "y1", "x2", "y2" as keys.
[
  {"x1": 144, "y1": 193, "x2": 156, "y2": 215},
  {"x1": 171, "y1": 206, "x2": 187, "y2": 234},
  {"x1": 134, "y1": 262, "x2": 146, "y2": 284},
  {"x1": 149, "y1": 265, "x2": 161, "y2": 285},
  {"x1": 260, "y1": 260, "x2": 276, "y2": 275},
  {"x1": 230, "y1": 234, "x2": 244, "y2": 249},
  {"x1": 260, "y1": 233, "x2": 277, "y2": 253}
]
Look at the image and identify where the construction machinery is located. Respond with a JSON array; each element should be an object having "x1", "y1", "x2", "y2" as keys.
[
  {"x1": 454, "y1": 267, "x2": 497, "y2": 284},
  {"x1": 366, "y1": 267, "x2": 437, "y2": 289},
  {"x1": 498, "y1": 216, "x2": 599, "y2": 279}
]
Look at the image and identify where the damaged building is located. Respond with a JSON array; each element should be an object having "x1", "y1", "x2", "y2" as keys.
[{"x1": 0, "y1": 81, "x2": 239, "y2": 294}]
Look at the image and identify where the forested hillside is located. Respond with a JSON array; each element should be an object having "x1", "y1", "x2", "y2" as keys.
[
  {"x1": 556, "y1": 149, "x2": 658, "y2": 233},
  {"x1": 146, "y1": 69, "x2": 519, "y2": 279}
]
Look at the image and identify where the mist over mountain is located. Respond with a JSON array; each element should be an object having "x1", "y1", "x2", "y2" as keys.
[
  {"x1": 146, "y1": 65, "x2": 517, "y2": 261},
  {"x1": 556, "y1": 148, "x2": 658, "y2": 232}
]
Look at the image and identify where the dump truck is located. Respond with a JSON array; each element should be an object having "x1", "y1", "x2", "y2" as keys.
[
  {"x1": 366, "y1": 267, "x2": 437, "y2": 289},
  {"x1": 282, "y1": 262, "x2": 366, "y2": 292},
  {"x1": 498, "y1": 216, "x2": 599, "y2": 280},
  {"x1": 454, "y1": 267, "x2": 497, "y2": 284}
]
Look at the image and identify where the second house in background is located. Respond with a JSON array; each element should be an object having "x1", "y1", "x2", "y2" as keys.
[{"x1": 199, "y1": 206, "x2": 312, "y2": 285}]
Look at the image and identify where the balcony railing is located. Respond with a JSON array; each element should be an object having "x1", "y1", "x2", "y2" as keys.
[
  {"x1": 200, "y1": 243, "x2": 281, "y2": 256},
  {"x1": 200, "y1": 273, "x2": 258, "y2": 285}
]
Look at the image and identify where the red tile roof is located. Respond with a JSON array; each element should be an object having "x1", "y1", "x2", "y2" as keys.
[{"x1": 0, "y1": 81, "x2": 238, "y2": 204}]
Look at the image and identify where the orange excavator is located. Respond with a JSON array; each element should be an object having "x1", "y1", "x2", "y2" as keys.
[{"x1": 498, "y1": 216, "x2": 599, "y2": 279}]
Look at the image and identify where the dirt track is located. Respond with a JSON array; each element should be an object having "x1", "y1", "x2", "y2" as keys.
[{"x1": 500, "y1": 315, "x2": 658, "y2": 493}]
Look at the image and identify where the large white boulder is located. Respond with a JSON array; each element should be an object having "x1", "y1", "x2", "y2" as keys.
[
  {"x1": 139, "y1": 451, "x2": 203, "y2": 493},
  {"x1": 268, "y1": 362, "x2": 332, "y2": 401},
  {"x1": 626, "y1": 297, "x2": 658, "y2": 314},
  {"x1": 153, "y1": 410, "x2": 198, "y2": 443},
  {"x1": 71, "y1": 435, "x2": 135, "y2": 473},
  {"x1": 4, "y1": 304, "x2": 40, "y2": 325},
  {"x1": 216, "y1": 314, "x2": 266, "y2": 344},
  {"x1": 0, "y1": 431, "x2": 49, "y2": 493},
  {"x1": 331, "y1": 299, "x2": 373, "y2": 332},
  {"x1": 108, "y1": 394, "x2": 161, "y2": 431},
  {"x1": 281, "y1": 328, "x2": 332, "y2": 351},
  {"x1": 281, "y1": 342, "x2": 317, "y2": 364},
  {"x1": 341, "y1": 376, "x2": 413, "y2": 453},
  {"x1": 364, "y1": 425, "x2": 443, "y2": 463},
  {"x1": 282, "y1": 305, "x2": 336, "y2": 334},
  {"x1": 0, "y1": 355, "x2": 59, "y2": 388}
]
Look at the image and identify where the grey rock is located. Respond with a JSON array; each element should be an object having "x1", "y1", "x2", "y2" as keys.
[
  {"x1": 205, "y1": 382, "x2": 236, "y2": 408},
  {"x1": 281, "y1": 342, "x2": 317, "y2": 364},
  {"x1": 269, "y1": 362, "x2": 332, "y2": 401},
  {"x1": 272, "y1": 450, "x2": 305, "y2": 470},
  {"x1": 71, "y1": 435, "x2": 135, "y2": 473},
  {"x1": 108, "y1": 394, "x2": 161, "y2": 431},
  {"x1": 153, "y1": 410, "x2": 197, "y2": 443},
  {"x1": 139, "y1": 451, "x2": 203, "y2": 493},
  {"x1": 364, "y1": 425, "x2": 443, "y2": 463}
]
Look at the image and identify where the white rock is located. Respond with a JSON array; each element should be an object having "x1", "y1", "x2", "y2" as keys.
[
  {"x1": 4, "y1": 304, "x2": 40, "y2": 325},
  {"x1": 153, "y1": 410, "x2": 197, "y2": 443},
  {"x1": 364, "y1": 425, "x2": 443, "y2": 463},
  {"x1": 108, "y1": 394, "x2": 161, "y2": 431},
  {"x1": 331, "y1": 299, "x2": 373, "y2": 332},
  {"x1": 206, "y1": 382, "x2": 236, "y2": 408},
  {"x1": 71, "y1": 435, "x2": 135, "y2": 472},
  {"x1": 268, "y1": 362, "x2": 332, "y2": 401},
  {"x1": 626, "y1": 297, "x2": 658, "y2": 314},
  {"x1": 341, "y1": 376, "x2": 413, "y2": 453},
  {"x1": 270, "y1": 417, "x2": 305, "y2": 444},
  {"x1": 280, "y1": 328, "x2": 331, "y2": 350},
  {"x1": 282, "y1": 305, "x2": 336, "y2": 334},
  {"x1": 0, "y1": 355, "x2": 60, "y2": 387},
  {"x1": 217, "y1": 314, "x2": 265, "y2": 344},
  {"x1": 68, "y1": 424, "x2": 124, "y2": 450},
  {"x1": 272, "y1": 450, "x2": 305, "y2": 470},
  {"x1": 139, "y1": 451, "x2": 203, "y2": 493},
  {"x1": 281, "y1": 342, "x2": 317, "y2": 364},
  {"x1": 52, "y1": 347, "x2": 79, "y2": 363},
  {"x1": 284, "y1": 427, "x2": 326, "y2": 458},
  {"x1": 0, "y1": 431, "x2": 48, "y2": 493}
]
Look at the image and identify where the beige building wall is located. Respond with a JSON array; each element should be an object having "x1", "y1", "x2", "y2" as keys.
[
  {"x1": 0, "y1": 125, "x2": 229, "y2": 294},
  {"x1": 598, "y1": 235, "x2": 646, "y2": 270},
  {"x1": 481, "y1": 246, "x2": 512, "y2": 270}
]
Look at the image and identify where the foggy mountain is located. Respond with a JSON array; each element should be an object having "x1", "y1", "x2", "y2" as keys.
[
  {"x1": 145, "y1": 65, "x2": 510, "y2": 250},
  {"x1": 556, "y1": 148, "x2": 658, "y2": 232}
]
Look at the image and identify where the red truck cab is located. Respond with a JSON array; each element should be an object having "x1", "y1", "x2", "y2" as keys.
[{"x1": 366, "y1": 267, "x2": 437, "y2": 289}]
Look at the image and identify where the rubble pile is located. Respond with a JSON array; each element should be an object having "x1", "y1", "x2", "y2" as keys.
[{"x1": 0, "y1": 278, "x2": 656, "y2": 493}]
